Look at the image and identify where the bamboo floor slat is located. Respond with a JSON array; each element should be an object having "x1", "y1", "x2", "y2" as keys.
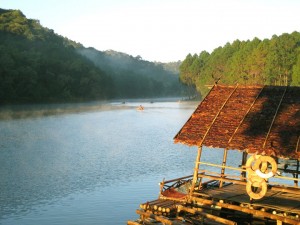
[
  {"x1": 140, "y1": 199, "x2": 178, "y2": 213},
  {"x1": 199, "y1": 183, "x2": 300, "y2": 214}
]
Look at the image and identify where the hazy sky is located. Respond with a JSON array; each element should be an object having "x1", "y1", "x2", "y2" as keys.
[{"x1": 2, "y1": 0, "x2": 300, "y2": 62}]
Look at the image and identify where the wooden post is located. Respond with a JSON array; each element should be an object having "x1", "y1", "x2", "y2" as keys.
[
  {"x1": 295, "y1": 160, "x2": 299, "y2": 187},
  {"x1": 241, "y1": 151, "x2": 247, "y2": 179},
  {"x1": 190, "y1": 146, "x2": 203, "y2": 195},
  {"x1": 220, "y1": 148, "x2": 228, "y2": 188}
]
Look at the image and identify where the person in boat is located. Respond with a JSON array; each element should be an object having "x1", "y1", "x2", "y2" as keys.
[{"x1": 137, "y1": 105, "x2": 144, "y2": 110}]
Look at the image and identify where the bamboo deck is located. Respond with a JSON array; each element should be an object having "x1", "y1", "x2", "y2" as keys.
[
  {"x1": 130, "y1": 182, "x2": 300, "y2": 225},
  {"x1": 196, "y1": 182, "x2": 300, "y2": 215}
]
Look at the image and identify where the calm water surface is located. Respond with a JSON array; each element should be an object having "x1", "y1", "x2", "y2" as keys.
[{"x1": 0, "y1": 100, "x2": 202, "y2": 225}]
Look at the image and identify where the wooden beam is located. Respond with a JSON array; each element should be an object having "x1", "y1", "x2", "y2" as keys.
[
  {"x1": 190, "y1": 146, "x2": 203, "y2": 195},
  {"x1": 127, "y1": 221, "x2": 141, "y2": 225},
  {"x1": 220, "y1": 149, "x2": 228, "y2": 188},
  {"x1": 193, "y1": 173, "x2": 300, "y2": 196},
  {"x1": 241, "y1": 152, "x2": 248, "y2": 179},
  {"x1": 295, "y1": 160, "x2": 299, "y2": 187},
  {"x1": 159, "y1": 174, "x2": 194, "y2": 185},
  {"x1": 136, "y1": 209, "x2": 173, "y2": 225},
  {"x1": 190, "y1": 196, "x2": 300, "y2": 225},
  {"x1": 177, "y1": 205, "x2": 237, "y2": 225}
]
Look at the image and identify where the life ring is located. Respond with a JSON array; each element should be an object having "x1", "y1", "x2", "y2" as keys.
[
  {"x1": 248, "y1": 173, "x2": 265, "y2": 187},
  {"x1": 245, "y1": 155, "x2": 261, "y2": 175},
  {"x1": 246, "y1": 178, "x2": 267, "y2": 200},
  {"x1": 254, "y1": 156, "x2": 277, "y2": 179}
]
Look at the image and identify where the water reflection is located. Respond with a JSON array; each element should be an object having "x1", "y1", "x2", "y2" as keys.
[
  {"x1": 0, "y1": 98, "x2": 190, "y2": 120},
  {"x1": 0, "y1": 100, "x2": 198, "y2": 224}
]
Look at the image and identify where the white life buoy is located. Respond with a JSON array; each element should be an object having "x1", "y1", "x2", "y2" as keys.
[
  {"x1": 245, "y1": 154, "x2": 261, "y2": 176},
  {"x1": 254, "y1": 156, "x2": 277, "y2": 179},
  {"x1": 245, "y1": 155, "x2": 273, "y2": 200},
  {"x1": 246, "y1": 179, "x2": 267, "y2": 200}
]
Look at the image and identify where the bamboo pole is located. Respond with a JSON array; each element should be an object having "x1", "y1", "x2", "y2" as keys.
[
  {"x1": 140, "y1": 199, "x2": 162, "y2": 210},
  {"x1": 241, "y1": 152, "x2": 248, "y2": 179},
  {"x1": 197, "y1": 162, "x2": 245, "y2": 171},
  {"x1": 159, "y1": 174, "x2": 194, "y2": 185},
  {"x1": 153, "y1": 201, "x2": 170, "y2": 211},
  {"x1": 190, "y1": 146, "x2": 203, "y2": 195},
  {"x1": 220, "y1": 149, "x2": 228, "y2": 188},
  {"x1": 196, "y1": 173, "x2": 300, "y2": 194},
  {"x1": 228, "y1": 86, "x2": 264, "y2": 145},
  {"x1": 127, "y1": 221, "x2": 141, "y2": 225},
  {"x1": 190, "y1": 196, "x2": 300, "y2": 225},
  {"x1": 295, "y1": 160, "x2": 299, "y2": 187},
  {"x1": 157, "y1": 201, "x2": 174, "y2": 212},
  {"x1": 197, "y1": 162, "x2": 300, "y2": 183},
  {"x1": 136, "y1": 209, "x2": 173, "y2": 225},
  {"x1": 190, "y1": 85, "x2": 239, "y2": 194},
  {"x1": 262, "y1": 86, "x2": 287, "y2": 150},
  {"x1": 177, "y1": 205, "x2": 237, "y2": 225}
]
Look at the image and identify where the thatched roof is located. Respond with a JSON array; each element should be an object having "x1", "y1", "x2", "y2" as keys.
[{"x1": 174, "y1": 85, "x2": 300, "y2": 159}]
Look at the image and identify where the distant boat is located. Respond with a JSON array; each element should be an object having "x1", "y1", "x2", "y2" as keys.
[{"x1": 137, "y1": 105, "x2": 144, "y2": 111}]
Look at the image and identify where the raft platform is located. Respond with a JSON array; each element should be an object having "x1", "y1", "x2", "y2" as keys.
[
  {"x1": 128, "y1": 175, "x2": 300, "y2": 225},
  {"x1": 128, "y1": 85, "x2": 300, "y2": 225}
]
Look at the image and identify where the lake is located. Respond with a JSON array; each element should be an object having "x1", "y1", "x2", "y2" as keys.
[{"x1": 0, "y1": 100, "x2": 200, "y2": 225}]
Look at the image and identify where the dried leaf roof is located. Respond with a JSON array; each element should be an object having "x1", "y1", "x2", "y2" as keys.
[{"x1": 174, "y1": 85, "x2": 300, "y2": 159}]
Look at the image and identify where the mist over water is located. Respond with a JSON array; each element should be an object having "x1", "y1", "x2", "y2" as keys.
[{"x1": 0, "y1": 100, "x2": 199, "y2": 225}]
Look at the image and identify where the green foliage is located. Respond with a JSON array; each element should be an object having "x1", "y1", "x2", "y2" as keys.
[
  {"x1": 0, "y1": 9, "x2": 185, "y2": 104},
  {"x1": 0, "y1": 9, "x2": 112, "y2": 104},
  {"x1": 180, "y1": 32, "x2": 300, "y2": 96},
  {"x1": 292, "y1": 52, "x2": 300, "y2": 86},
  {"x1": 78, "y1": 48, "x2": 186, "y2": 98}
]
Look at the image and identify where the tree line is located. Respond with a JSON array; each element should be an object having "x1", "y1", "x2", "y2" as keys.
[
  {"x1": 0, "y1": 9, "x2": 185, "y2": 104},
  {"x1": 179, "y1": 32, "x2": 300, "y2": 96},
  {"x1": 77, "y1": 48, "x2": 184, "y2": 99},
  {"x1": 0, "y1": 9, "x2": 114, "y2": 104}
]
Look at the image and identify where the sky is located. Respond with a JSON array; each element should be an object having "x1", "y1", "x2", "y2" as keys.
[{"x1": 1, "y1": 0, "x2": 300, "y2": 62}]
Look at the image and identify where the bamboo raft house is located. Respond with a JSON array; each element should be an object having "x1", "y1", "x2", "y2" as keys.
[{"x1": 128, "y1": 84, "x2": 300, "y2": 225}]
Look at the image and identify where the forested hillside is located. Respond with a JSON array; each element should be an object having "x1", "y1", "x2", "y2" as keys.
[
  {"x1": 0, "y1": 9, "x2": 115, "y2": 104},
  {"x1": 0, "y1": 9, "x2": 185, "y2": 104},
  {"x1": 78, "y1": 48, "x2": 184, "y2": 98},
  {"x1": 180, "y1": 32, "x2": 300, "y2": 96}
]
